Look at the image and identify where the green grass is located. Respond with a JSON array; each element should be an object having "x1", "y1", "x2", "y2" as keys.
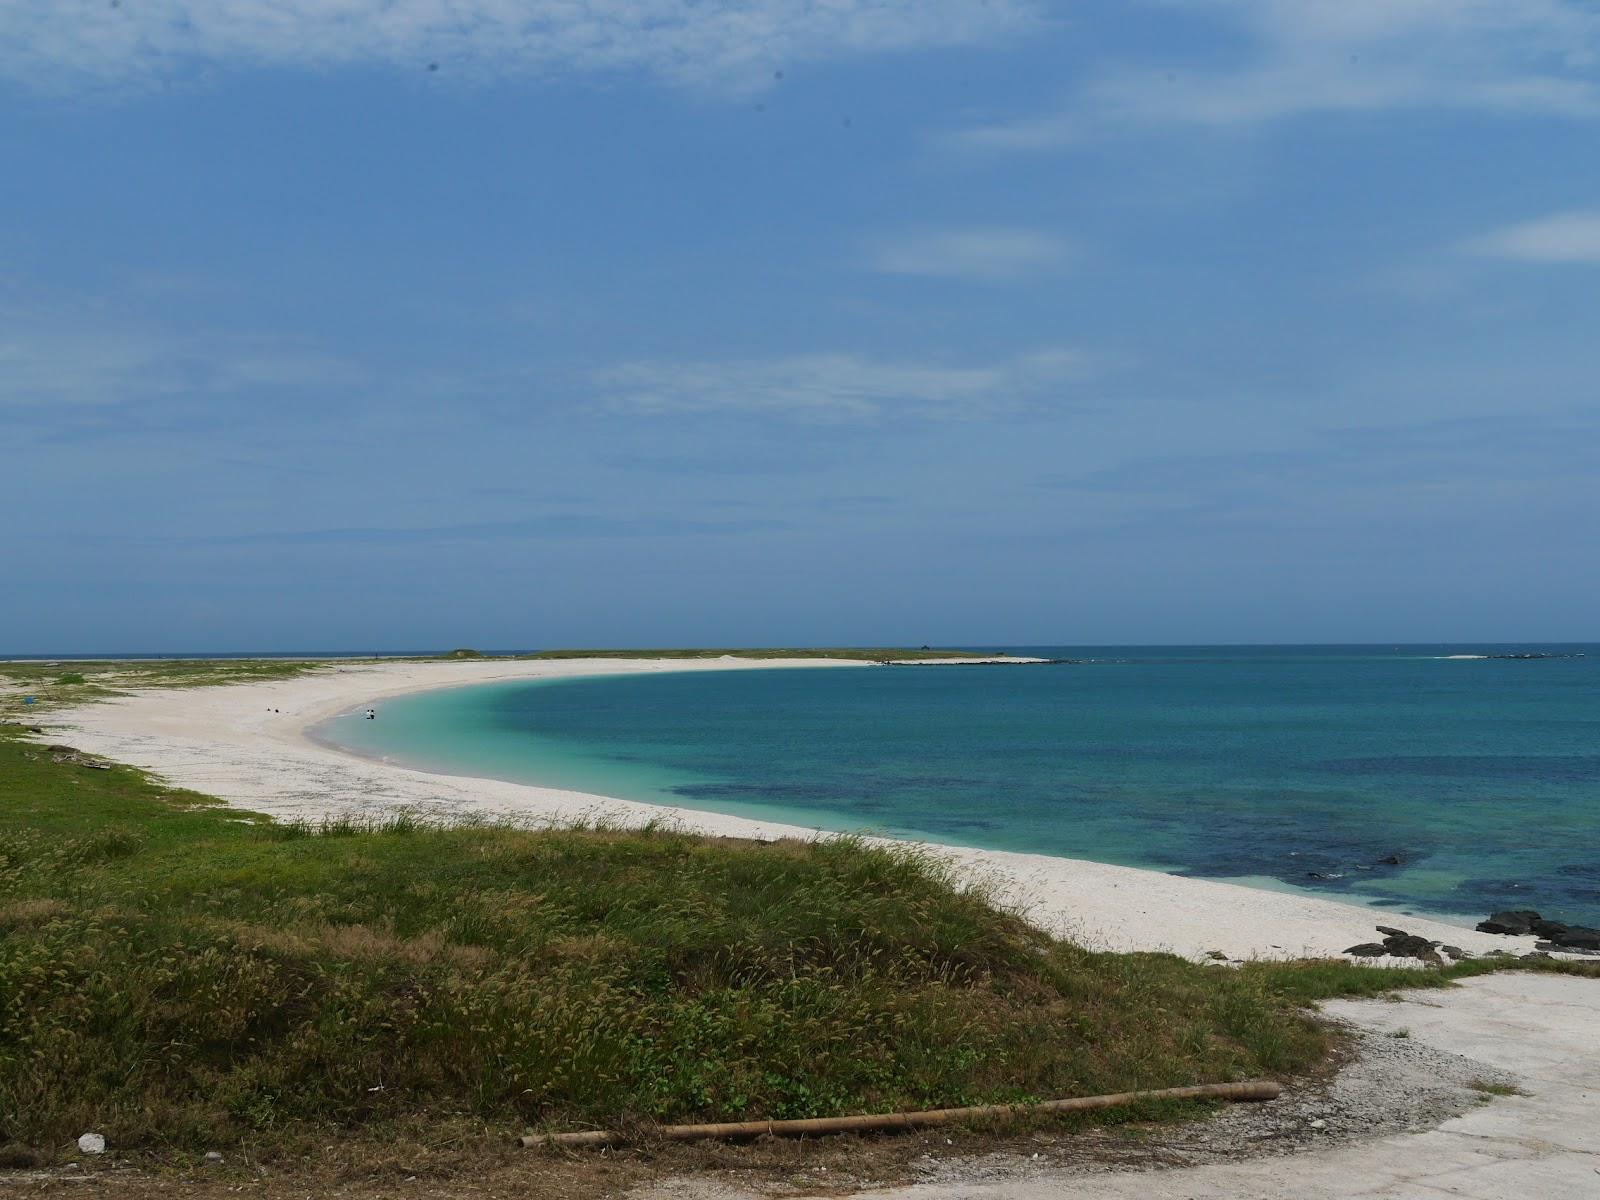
[
  {"x1": 2, "y1": 727, "x2": 1593, "y2": 1163},
  {"x1": 1468, "y1": 1080, "x2": 1526, "y2": 1097},
  {"x1": 0, "y1": 729, "x2": 1297, "y2": 1157}
]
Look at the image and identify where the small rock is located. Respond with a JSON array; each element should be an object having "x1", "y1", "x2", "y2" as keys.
[
  {"x1": 1380, "y1": 932, "x2": 1443, "y2": 964},
  {"x1": 1440, "y1": 945, "x2": 1468, "y2": 961},
  {"x1": 1205, "y1": 950, "x2": 1227, "y2": 961},
  {"x1": 1345, "y1": 942, "x2": 1388, "y2": 957},
  {"x1": 1308, "y1": 1119, "x2": 1327, "y2": 1130},
  {"x1": 203, "y1": 1151, "x2": 224, "y2": 1165},
  {"x1": 1375, "y1": 925, "x2": 1408, "y2": 937},
  {"x1": 1377, "y1": 854, "x2": 1404, "y2": 866},
  {"x1": 77, "y1": 1133, "x2": 105, "y2": 1155}
]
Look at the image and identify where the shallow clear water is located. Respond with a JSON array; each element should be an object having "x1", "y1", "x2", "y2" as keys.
[{"x1": 318, "y1": 645, "x2": 1600, "y2": 925}]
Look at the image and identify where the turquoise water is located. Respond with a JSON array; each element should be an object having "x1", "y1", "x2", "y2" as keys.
[{"x1": 317, "y1": 645, "x2": 1600, "y2": 925}]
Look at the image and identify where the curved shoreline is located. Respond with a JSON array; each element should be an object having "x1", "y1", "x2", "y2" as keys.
[
  {"x1": 42, "y1": 656, "x2": 1547, "y2": 962},
  {"x1": 304, "y1": 672, "x2": 1445, "y2": 925}
]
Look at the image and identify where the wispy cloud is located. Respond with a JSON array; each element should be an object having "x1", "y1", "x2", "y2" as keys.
[
  {"x1": 0, "y1": 0, "x2": 1038, "y2": 95},
  {"x1": 1460, "y1": 210, "x2": 1600, "y2": 264},
  {"x1": 162, "y1": 513, "x2": 790, "y2": 548},
  {"x1": 954, "y1": 0, "x2": 1600, "y2": 149},
  {"x1": 866, "y1": 228, "x2": 1074, "y2": 281},
  {"x1": 591, "y1": 348, "x2": 1089, "y2": 422},
  {"x1": 0, "y1": 321, "x2": 361, "y2": 410},
  {"x1": 1042, "y1": 409, "x2": 1600, "y2": 532}
]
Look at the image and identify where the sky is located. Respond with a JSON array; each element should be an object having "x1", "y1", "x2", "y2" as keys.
[{"x1": 3, "y1": 0, "x2": 1598, "y2": 652}]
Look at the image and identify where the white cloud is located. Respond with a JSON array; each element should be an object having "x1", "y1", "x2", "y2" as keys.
[
  {"x1": 1461, "y1": 210, "x2": 1600, "y2": 264},
  {"x1": 0, "y1": 319, "x2": 363, "y2": 409},
  {"x1": 0, "y1": 0, "x2": 1037, "y2": 94},
  {"x1": 592, "y1": 348, "x2": 1087, "y2": 422},
  {"x1": 867, "y1": 228, "x2": 1074, "y2": 281},
  {"x1": 954, "y1": 0, "x2": 1600, "y2": 148},
  {"x1": 1, "y1": 328, "x2": 175, "y2": 408}
]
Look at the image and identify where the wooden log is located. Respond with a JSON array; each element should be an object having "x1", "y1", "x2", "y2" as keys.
[{"x1": 522, "y1": 1079, "x2": 1281, "y2": 1149}]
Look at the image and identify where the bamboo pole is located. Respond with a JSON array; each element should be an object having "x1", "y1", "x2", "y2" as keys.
[{"x1": 522, "y1": 1079, "x2": 1281, "y2": 1148}]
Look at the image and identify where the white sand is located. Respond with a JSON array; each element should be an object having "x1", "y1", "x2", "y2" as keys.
[{"x1": 42, "y1": 656, "x2": 1547, "y2": 962}]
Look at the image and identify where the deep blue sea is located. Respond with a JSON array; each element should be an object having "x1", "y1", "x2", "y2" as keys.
[{"x1": 318, "y1": 645, "x2": 1600, "y2": 926}]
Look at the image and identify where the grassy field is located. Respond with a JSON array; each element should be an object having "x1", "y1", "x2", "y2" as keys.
[{"x1": 2, "y1": 722, "x2": 1594, "y2": 1171}]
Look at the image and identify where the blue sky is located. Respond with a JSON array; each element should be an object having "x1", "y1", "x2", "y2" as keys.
[{"x1": 3, "y1": 0, "x2": 1598, "y2": 651}]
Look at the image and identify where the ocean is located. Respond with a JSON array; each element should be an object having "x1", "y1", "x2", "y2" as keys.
[{"x1": 316, "y1": 645, "x2": 1600, "y2": 926}]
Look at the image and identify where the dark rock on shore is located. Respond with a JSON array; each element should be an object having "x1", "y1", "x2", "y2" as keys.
[
  {"x1": 1475, "y1": 909, "x2": 1600, "y2": 950},
  {"x1": 1476, "y1": 910, "x2": 1540, "y2": 936},
  {"x1": 1382, "y1": 932, "x2": 1443, "y2": 964},
  {"x1": 1536, "y1": 941, "x2": 1600, "y2": 956},
  {"x1": 1343, "y1": 927, "x2": 1450, "y2": 965},
  {"x1": 1532, "y1": 921, "x2": 1600, "y2": 950}
]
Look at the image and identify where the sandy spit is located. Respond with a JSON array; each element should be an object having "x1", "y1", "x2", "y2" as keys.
[{"x1": 42, "y1": 656, "x2": 1545, "y2": 962}]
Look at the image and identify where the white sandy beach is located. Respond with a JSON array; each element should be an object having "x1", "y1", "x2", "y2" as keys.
[{"x1": 35, "y1": 655, "x2": 1552, "y2": 964}]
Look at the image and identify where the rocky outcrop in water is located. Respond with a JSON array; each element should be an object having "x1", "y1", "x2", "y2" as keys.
[{"x1": 1484, "y1": 652, "x2": 1585, "y2": 660}]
